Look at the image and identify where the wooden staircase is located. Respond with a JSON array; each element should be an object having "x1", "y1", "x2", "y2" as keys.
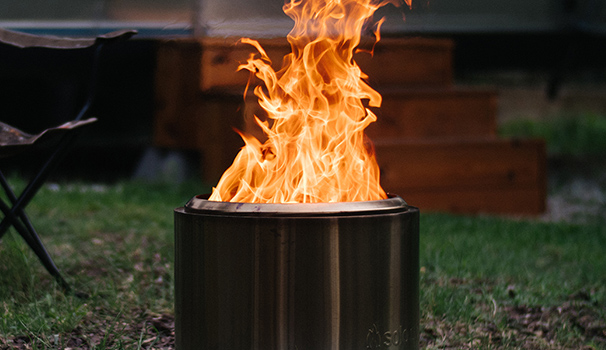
[{"x1": 154, "y1": 37, "x2": 546, "y2": 215}]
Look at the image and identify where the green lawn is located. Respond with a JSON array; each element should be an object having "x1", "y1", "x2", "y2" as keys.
[
  {"x1": 0, "y1": 178, "x2": 605, "y2": 349},
  {"x1": 499, "y1": 113, "x2": 606, "y2": 158}
]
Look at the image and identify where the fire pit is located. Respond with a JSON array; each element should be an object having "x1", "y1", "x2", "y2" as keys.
[
  {"x1": 175, "y1": 194, "x2": 418, "y2": 349},
  {"x1": 174, "y1": 0, "x2": 419, "y2": 347}
]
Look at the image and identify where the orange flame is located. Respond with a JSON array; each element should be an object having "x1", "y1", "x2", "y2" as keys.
[{"x1": 209, "y1": 0, "x2": 405, "y2": 203}]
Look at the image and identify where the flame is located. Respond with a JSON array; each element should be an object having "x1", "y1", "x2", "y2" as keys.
[{"x1": 209, "y1": 0, "x2": 406, "y2": 203}]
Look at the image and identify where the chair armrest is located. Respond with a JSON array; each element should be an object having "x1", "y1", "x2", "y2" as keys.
[
  {"x1": 0, "y1": 28, "x2": 137, "y2": 49},
  {"x1": 0, "y1": 118, "x2": 97, "y2": 158}
]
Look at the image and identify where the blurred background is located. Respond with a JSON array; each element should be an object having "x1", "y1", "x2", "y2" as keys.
[{"x1": 1, "y1": 0, "x2": 605, "y2": 217}]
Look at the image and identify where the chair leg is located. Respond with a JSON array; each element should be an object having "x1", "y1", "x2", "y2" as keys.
[
  {"x1": 0, "y1": 131, "x2": 86, "y2": 295},
  {"x1": 0, "y1": 135, "x2": 74, "y2": 237},
  {"x1": 0, "y1": 177, "x2": 71, "y2": 292},
  {"x1": 0, "y1": 171, "x2": 37, "y2": 240}
]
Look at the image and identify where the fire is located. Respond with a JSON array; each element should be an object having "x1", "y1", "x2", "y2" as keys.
[{"x1": 209, "y1": 0, "x2": 407, "y2": 203}]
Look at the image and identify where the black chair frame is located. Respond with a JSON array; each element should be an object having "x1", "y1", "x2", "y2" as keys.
[{"x1": 0, "y1": 28, "x2": 136, "y2": 293}]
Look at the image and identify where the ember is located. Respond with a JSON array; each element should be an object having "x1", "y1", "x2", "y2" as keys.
[{"x1": 209, "y1": 0, "x2": 409, "y2": 203}]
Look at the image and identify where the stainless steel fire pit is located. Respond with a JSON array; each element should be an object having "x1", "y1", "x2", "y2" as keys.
[{"x1": 174, "y1": 194, "x2": 419, "y2": 350}]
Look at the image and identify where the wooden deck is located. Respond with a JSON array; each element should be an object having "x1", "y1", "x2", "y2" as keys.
[{"x1": 154, "y1": 36, "x2": 546, "y2": 214}]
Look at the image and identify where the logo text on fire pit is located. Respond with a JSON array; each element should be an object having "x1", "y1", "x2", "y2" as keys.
[{"x1": 366, "y1": 323, "x2": 408, "y2": 349}]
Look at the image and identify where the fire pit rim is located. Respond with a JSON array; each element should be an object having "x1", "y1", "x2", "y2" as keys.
[{"x1": 183, "y1": 193, "x2": 408, "y2": 217}]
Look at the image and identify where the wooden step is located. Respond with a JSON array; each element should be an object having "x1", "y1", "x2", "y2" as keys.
[
  {"x1": 154, "y1": 41, "x2": 246, "y2": 182},
  {"x1": 197, "y1": 37, "x2": 289, "y2": 92},
  {"x1": 374, "y1": 138, "x2": 546, "y2": 214},
  {"x1": 190, "y1": 36, "x2": 453, "y2": 91},
  {"x1": 366, "y1": 87, "x2": 498, "y2": 139},
  {"x1": 401, "y1": 187, "x2": 545, "y2": 216},
  {"x1": 154, "y1": 39, "x2": 203, "y2": 149},
  {"x1": 355, "y1": 37, "x2": 453, "y2": 87},
  {"x1": 241, "y1": 86, "x2": 497, "y2": 141},
  {"x1": 154, "y1": 37, "x2": 547, "y2": 216},
  {"x1": 154, "y1": 92, "x2": 245, "y2": 182}
]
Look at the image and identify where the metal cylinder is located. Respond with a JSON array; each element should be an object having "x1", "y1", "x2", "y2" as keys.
[{"x1": 174, "y1": 195, "x2": 419, "y2": 350}]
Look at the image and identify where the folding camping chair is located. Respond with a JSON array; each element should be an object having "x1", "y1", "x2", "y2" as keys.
[{"x1": 0, "y1": 28, "x2": 136, "y2": 293}]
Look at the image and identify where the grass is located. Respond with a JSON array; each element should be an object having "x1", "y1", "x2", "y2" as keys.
[
  {"x1": 0, "y1": 178, "x2": 205, "y2": 349},
  {"x1": 0, "y1": 177, "x2": 605, "y2": 349},
  {"x1": 420, "y1": 214, "x2": 606, "y2": 349},
  {"x1": 499, "y1": 112, "x2": 606, "y2": 158}
]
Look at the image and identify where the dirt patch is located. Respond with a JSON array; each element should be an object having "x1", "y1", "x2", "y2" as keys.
[
  {"x1": 420, "y1": 293, "x2": 606, "y2": 350},
  {"x1": 2, "y1": 296, "x2": 604, "y2": 350},
  {"x1": 0, "y1": 313, "x2": 175, "y2": 350}
]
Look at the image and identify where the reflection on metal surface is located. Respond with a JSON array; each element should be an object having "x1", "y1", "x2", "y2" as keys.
[
  {"x1": 185, "y1": 193, "x2": 407, "y2": 216},
  {"x1": 175, "y1": 196, "x2": 419, "y2": 350}
]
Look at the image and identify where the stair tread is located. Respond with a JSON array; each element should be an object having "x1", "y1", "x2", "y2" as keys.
[
  {"x1": 374, "y1": 137, "x2": 546, "y2": 190},
  {"x1": 192, "y1": 36, "x2": 454, "y2": 90},
  {"x1": 395, "y1": 187, "x2": 545, "y2": 215},
  {"x1": 367, "y1": 87, "x2": 498, "y2": 139},
  {"x1": 375, "y1": 85, "x2": 497, "y2": 95}
]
